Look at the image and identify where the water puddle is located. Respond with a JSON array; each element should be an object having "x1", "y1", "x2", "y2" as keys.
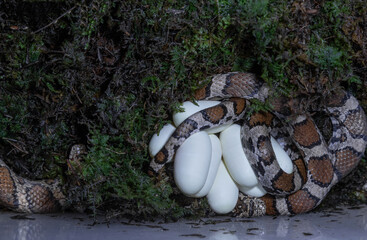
[{"x1": 0, "y1": 205, "x2": 366, "y2": 240}]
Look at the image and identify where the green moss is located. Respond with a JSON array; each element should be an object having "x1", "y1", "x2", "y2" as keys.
[
  {"x1": 0, "y1": 95, "x2": 28, "y2": 138},
  {"x1": 79, "y1": 130, "x2": 185, "y2": 217}
]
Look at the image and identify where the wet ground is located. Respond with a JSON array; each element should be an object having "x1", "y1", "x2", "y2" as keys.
[{"x1": 0, "y1": 205, "x2": 366, "y2": 240}]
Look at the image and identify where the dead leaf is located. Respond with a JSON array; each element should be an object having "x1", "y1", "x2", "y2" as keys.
[
  {"x1": 306, "y1": 9, "x2": 318, "y2": 15},
  {"x1": 352, "y1": 25, "x2": 363, "y2": 47}
]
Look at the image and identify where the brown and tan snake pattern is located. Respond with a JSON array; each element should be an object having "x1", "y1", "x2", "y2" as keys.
[
  {"x1": 0, "y1": 145, "x2": 86, "y2": 213},
  {"x1": 149, "y1": 72, "x2": 367, "y2": 216},
  {"x1": 0, "y1": 159, "x2": 66, "y2": 213}
]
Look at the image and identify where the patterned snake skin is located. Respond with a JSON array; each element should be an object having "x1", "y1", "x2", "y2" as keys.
[
  {"x1": 149, "y1": 72, "x2": 367, "y2": 216},
  {"x1": 0, "y1": 145, "x2": 85, "y2": 213},
  {"x1": 0, "y1": 159, "x2": 66, "y2": 213}
]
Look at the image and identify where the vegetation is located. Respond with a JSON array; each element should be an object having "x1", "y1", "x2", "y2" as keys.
[{"x1": 0, "y1": 0, "x2": 366, "y2": 218}]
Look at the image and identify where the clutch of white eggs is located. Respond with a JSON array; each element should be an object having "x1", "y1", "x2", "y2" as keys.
[{"x1": 149, "y1": 101, "x2": 293, "y2": 214}]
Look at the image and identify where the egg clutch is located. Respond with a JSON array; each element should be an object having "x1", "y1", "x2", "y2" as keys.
[{"x1": 149, "y1": 101, "x2": 293, "y2": 214}]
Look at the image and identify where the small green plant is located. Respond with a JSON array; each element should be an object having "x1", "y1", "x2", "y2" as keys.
[
  {"x1": 79, "y1": 1, "x2": 113, "y2": 49},
  {"x1": 309, "y1": 45, "x2": 345, "y2": 71}
]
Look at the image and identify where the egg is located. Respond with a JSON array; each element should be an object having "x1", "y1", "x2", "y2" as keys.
[
  {"x1": 270, "y1": 136, "x2": 293, "y2": 174},
  {"x1": 148, "y1": 123, "x2": 176, "y2": 157},
  {"x1": 174, "y1": 131, "x2": 212, "y2": 196},
  {"x1": 220, "y1": 124, "x2": 258, "y2": 188},
  {"x1": 192, "y1": 134, "x2": 222, "y2": 198},
  {"x1": 206, "y1": 161, "x2": 239, "y2": 214},
  {"x1": 172, "y1": 100, "x2": 231, "y2": 134},
  {"x1": 206, "y1": 123, "x2": 232, "y2": 134},
  {"x1": 238, "y1": 184, "x2": 267, "y2": 197}
]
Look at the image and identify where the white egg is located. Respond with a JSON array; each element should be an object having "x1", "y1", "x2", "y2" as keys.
[
  {"x1": 206, "y1": 161, "x2": 239, "y2": 214},
  {"x1": 205, "y1": 123, "x2": 232, "y2": 134},
  {"x1": 238, "y1": 184, "x2": 267, "y2": 198},
  {"x1": 174, "y1": 131, "x2": 212, "y2": 196},
  {"x1": 220, "y1": 124, "x2": 258, "y2": 188},
  {"x1": 148, "y1": 123, "x2": 176, "y2": 157},
  {"x1": 192, "y1": 135, "x2": 222, "y2": 198},
  {"x1": 270, "y1": 137, "x2": 293, "y2": 174},
  {"x1": 173, "y1": 101, "x2": 220, "y2": 126}
]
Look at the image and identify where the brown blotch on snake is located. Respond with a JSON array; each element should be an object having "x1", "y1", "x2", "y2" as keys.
[
  {"x1": 202, "y1": 105, "x2": 227, "y2": 123},
  {"x1": 0, "y1": 166, "x2": 16, "y2": 208},
  {"x1": 155, "y1": 151, "x2": 167, "y2": 164},
  {"x1": 334, "y1": 147, "x2": 360, "y2": 176},
  {"x1": 287, "y1": 190, "x2": 317, "y2": 214},
  {"x1": 273, "y1": 172, "x2": 295, "y2": 192},
  {"x1": 249, "y1": 112, "x2": 273, "y2": 127},
  {"x1": 194, "y1": 87, "x2": 208, "y2": 100},
  {"x1": 231, "y1": 98, "x2": 246, "y2": 115},
  {"x1": 294, "y1": 158, "x2": 307, "y2": 183},
  {"x1": 261, "y1": 195, "x2": 278, "y2": 215},
  {"x1": 293, "y1": 118, "x2": 321, "y2": 148},
  {"x1": 308, "y1": 156, "x2": 334, "y2": 185}
]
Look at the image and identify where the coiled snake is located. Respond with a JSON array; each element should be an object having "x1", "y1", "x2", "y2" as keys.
[{"x1": 149, "y1": 72, "x2": 367, "y2": 216}]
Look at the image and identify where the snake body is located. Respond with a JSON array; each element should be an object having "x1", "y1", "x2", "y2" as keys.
[
  {"x1": 0, "y1": 159, "x2": 66, "y2": 213},
  {"x1": 0, "y1": 145, "x2": 87, "y2": 213},
  {"x1": 149, "y1": 72, "x2": 367, "y2": 216}
]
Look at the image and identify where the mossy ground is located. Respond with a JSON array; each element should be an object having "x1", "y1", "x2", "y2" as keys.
[{"x1": 0, "y1": 0, "x2": 366, "y2": 219}]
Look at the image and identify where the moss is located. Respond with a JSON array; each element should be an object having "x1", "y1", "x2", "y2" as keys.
[{"x1": 0, "y1": 0, "x2": 367, "y2": 218}]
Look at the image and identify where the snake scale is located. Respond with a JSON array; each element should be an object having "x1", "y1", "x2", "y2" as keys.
[{"x1": 149, "y1": 72, "x2": 367, "y2": 216}]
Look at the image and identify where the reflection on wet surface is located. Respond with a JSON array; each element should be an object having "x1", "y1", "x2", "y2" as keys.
[{"x1": 0, "y1": 205, "x2": 366, "y2": 240}]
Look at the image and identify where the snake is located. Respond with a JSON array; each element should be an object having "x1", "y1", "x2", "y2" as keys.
[
  {"x1": 148, "y1": 72, "x2": 367, "y2": 216},
  {"x1": 0, "y1": 145, "x2": 85, "y2": 213}
]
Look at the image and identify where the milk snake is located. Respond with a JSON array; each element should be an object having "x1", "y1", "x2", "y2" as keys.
[{"x1": 149, "y1": 72, "x2": 367, "y2": 216}]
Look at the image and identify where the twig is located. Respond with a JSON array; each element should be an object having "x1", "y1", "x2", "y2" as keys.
[
  {"x1": 33, "y1": 6, "x2": 76, "y2": 34},
  {"x1": 3, "y1": 138, "x2": 29, "y2": 154},
  {"x1": 105, "y1": 147, "x2": 126, "y2": 155}
]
